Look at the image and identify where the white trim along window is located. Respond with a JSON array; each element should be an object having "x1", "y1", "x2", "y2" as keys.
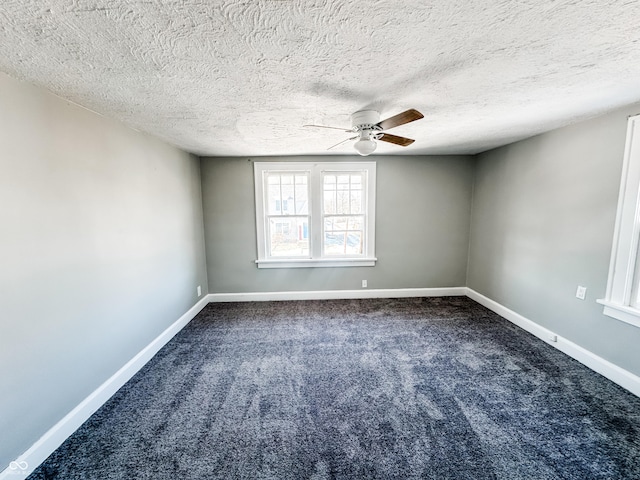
[
  {"x1": 254, "y1": 161, "x2": 376, "y2": 268},
  {"x1": 598, "y1": 114, "x2": 640, "y2": 328}
]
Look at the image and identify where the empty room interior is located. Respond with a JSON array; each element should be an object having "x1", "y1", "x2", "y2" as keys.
[{"x1": 2, "y1": 1, "x2": 640, "y2": 479}]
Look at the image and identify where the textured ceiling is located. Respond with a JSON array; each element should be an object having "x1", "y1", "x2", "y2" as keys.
[{"x1": 1, "y1": 1, "x2": 640, "y2": 156}]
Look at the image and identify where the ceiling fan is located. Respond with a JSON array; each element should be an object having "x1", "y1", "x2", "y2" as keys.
[{"x1": 304, "y1": 109, "x2": 424, "y2": 156}]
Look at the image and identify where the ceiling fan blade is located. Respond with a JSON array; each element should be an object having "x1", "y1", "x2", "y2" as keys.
[
  {"x1": 327, "y1": 136, "x2": 358, "y2": 150},
  {"x1": 304, "y1": 124, "x2": 354, "y2": 133},
  {"x1": 376, "y1": 109, "x2": 424, "y2": 130},
  {"x1": 379, "y1": 133, "x2": 415, "y2": 147}
]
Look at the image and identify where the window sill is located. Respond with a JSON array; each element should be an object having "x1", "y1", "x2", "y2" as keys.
[
  {"x1": 255, "y1": 258, "x2": 377, "y2": 269},
  {"x1": 597, "y1": 299, "x2": 640, "y2": 329}
]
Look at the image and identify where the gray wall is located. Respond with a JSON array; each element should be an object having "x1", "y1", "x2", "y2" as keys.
[
  {"x1": 0, "y1": 73, "x2": 208, "y2": 468},
  {"x1": 201, "y1": 155, "x2": 474, "y2": 293},
  {"x1": 4, "y1": 65, "x2": 640, "y2": 471},
  {"x1": 467, "y1": 103, "x2": 640, "y2": 376}
]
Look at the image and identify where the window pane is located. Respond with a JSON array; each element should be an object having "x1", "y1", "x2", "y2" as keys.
[
  {"x1": 267, "y1": 174, "x2": 281, "y2": 215},
  {"x1": 351, "y1": 190, "x2": 362, "y2": 214},
  {"x1": 323, "y1": 215, "x2": 364, "y2": 255},
  {"x1": 268, "y1": 185, "x2": 281, "y2": 214},
  {"x1": 295, "y1": 180, "x2": 308, "y2": 214},
  {"x1": 323, "y1": 172, "x2": 365, "y2": 215},
  {"x1": 324, "y1": 216, "x2": 364, "y2": 231},
  {"x1": 323, "y1": 231, "x2": 363, "y2": 255},
  {"x1": 269, "y1": 217, "x2": 309, "y2": 257},
  {"x1": 267, "y1": 173, "x2": 309, "y2": 215},
  {"x1": 324, "y1": 191, "x2": 335, "y2": 214},
  {"x1": 337, "y1": 175, "x2": 350, "y2": 187},
  {"x1": 281, "y1": 185, "x2": 294, "y2": 213},
  {"x1": 337, "y1": 190, "x2": 349, "y2": 214}
]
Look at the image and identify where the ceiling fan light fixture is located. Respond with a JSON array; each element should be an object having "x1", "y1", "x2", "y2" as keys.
[{"x1": 354, "y1": 137, "x2": 377, "y2": 156}]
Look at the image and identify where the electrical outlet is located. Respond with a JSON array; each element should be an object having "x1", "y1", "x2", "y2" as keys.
[
  {"x1": 197, "y1": 285, "x2": 202, "y2": 297},
  {"x1": 576, "y1": 286, "x2": 586, "y2": 300},
  {"x1": 362, "y1": 280, "x2": 367, "y2": 288}
]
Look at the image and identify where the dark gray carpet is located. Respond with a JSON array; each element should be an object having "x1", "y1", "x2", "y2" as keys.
[{"x1": 29, "y1": 297, "x2": 640, "y2": 479}]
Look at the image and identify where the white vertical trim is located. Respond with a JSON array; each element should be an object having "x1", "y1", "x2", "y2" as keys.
[
  {"x1": 366, "y1": 165, "x2": 377, "y2": 260},
  {"x1": 603, "y1": 115, "x2": 640, "y2": 307},
  {"x1": 310, "y1": 164, "x2": 323, "y2": 259},
  {"x1": 253, "y1": 163, "x2": 268, "y2": 262},
  {"x1": 0, "y1": 296, "x2": 209, "y2": 480}
]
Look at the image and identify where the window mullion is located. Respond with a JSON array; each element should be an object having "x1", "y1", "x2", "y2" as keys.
[{"x1": 311, "y1": 166, "x2": 323, "y2": 258}]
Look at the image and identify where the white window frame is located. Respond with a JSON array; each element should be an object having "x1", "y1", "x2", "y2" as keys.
[
  {"x1": 254, "y1": 161, "x2": 377, "y2": 268},
  {"x1": 598, "y1": 114, "x2": 640, "y2": 328}
]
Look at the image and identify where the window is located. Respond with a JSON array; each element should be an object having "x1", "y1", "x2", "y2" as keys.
[
  {"x1": 598, "y1": 114, "x2": 640, "y2": 328},
  {"x1": 254, "y1": 162, "x2": 376, "y2": 268}
]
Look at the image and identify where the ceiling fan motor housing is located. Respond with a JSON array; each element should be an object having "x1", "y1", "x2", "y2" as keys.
[
  {"x1": 352, "y1": 110, "x2": 382, "y2": 141},
  {"x1": 352, "y1": 110, "x2": 381, "y2": 130}
]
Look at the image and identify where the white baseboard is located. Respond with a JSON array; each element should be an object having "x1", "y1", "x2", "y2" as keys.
[
  {"x1": 466, "y1": 288, "x2": 640, "y2": 398},
  {"x1": 207, "y1": 287, "x2": 467, "y2": 303},
  {"x1": 0, "y1": 296, "x2": 210, "y2": 480},
  {"x1": 6, "y1": 287, "x2": 640, "y2": 478}
]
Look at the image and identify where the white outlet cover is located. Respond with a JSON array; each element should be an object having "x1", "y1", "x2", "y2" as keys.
[{"x1": 576, "y1": 286, "x2": 587, "y2": 300}]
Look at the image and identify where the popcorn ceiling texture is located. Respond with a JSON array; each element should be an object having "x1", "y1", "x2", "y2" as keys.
[{"x1": 1, "y1": 1, "x2": 639, "y2": 156}]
